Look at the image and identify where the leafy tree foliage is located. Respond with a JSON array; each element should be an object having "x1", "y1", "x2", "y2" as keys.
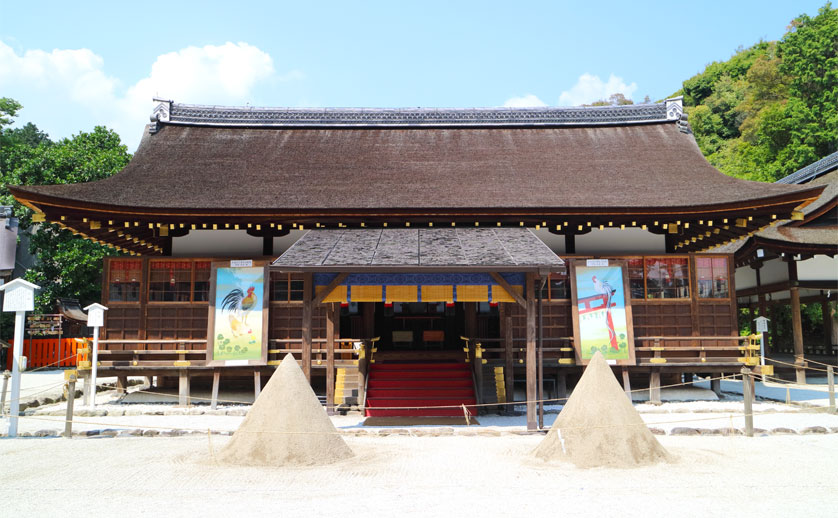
[
  {"x1": 1, "y1": 100, "x2": 130, "y2": 313},
  {"x1": 681, "y1": 3, "x2": 837, "y2": 182}
]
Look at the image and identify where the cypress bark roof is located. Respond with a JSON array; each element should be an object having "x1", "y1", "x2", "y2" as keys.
[
  {"x1": 11, "y1": 107, "x2": 820, "y2": 213},
  {"x1": 8, "y1": 100, "x2": 825, "y2": 255},
  {"x1": 272, "y1": 228, "x2": 563, "y2": 270}
]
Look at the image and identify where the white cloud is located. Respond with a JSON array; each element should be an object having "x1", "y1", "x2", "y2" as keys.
[
  {"x1": 503, "y1": 94, "x2": 547, "y2": 108},
  {"x1": 0, "y1": 41, "x2": 298, "y2": 150},
  {"x1": 558, "y1": 73, "x2": 638, "y2": 106}
]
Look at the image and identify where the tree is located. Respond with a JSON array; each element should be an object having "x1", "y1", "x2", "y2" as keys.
[
  {"x1": 1, "y1": 99, "x2": 131, "y2": 313},
  {"x1": 680, "y1": 3, "x2": 837, "y2": 182},
  {"x1": 583, "y1": 93, "x2": 635, "y2": 106}
]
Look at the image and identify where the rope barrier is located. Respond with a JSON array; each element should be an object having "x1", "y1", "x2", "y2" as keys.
[
  {"x1": 799, "y1": 357, "x2": 838, "y2": 369},
  {"x1": 1, "y1": 381, "x2": 69, "y2": 408},
  {"x1": 77, "y1": 372, "x2": 740, "y2": 412},
  {"x1": 766, "y1": 357, "x2": 831, "y2": 374},
  {"x1": 11, "y1": 403, "x2": 837, "y2": 437}
]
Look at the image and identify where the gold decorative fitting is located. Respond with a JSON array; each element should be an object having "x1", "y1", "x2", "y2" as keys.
[
  {"x1": 667, "y1": 224, "x2": 678, "y2": 234},
  {"x1": 735, "y1": 218, "x2": 748, "y2": 227},
  {"x1": 32, "y1": 213, "x2": 46, "y2": 223},
  {"x1": 790, "y1": 210, "x2": 804, "y2": 221}
]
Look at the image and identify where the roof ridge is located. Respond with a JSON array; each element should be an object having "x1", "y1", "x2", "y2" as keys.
[
  {"x1": 775, "y1": 151, "x2": 838, "y2": 185},
  {"x1": 149, "y1": 97, "x2": 685, "y2": 131}
]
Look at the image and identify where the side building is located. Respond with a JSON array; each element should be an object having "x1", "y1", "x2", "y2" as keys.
[
  {"x1": 715, "y1": 152, "x2": 837, "y2": 383},
  {"x1": 9, "y1": 98, "x2": 824, "y2": 428}
]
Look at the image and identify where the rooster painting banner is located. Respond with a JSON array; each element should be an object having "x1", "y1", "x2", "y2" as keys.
[
  {"x1": 569, "y1": 259, "x2": 636, "y2": 366},
  {"x1": 206, "y1": 261, "x2": 269, "y2": 366}
]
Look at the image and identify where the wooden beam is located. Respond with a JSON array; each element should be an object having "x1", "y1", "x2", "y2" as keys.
[
  {"x1": 490, "y1": 272, "x2": 527, "y2": 308},
  {"x1": 326, "y1": 303, "x2": 337, "y2": 416},
  {"x1": 525, "y1": 272, "x2": 537, "y2": 431},
  {"x1": 312, "y1": 272, "x2": 349, "y2": 306},
  {"x1": 302, "y1": 273, "x2": 313, "y2": 382}
]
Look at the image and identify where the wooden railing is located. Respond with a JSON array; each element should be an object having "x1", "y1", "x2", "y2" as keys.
[
  {"x1": 89, "y1": 337, "x2": 367, "y2": 370},
  {"x1": 634, "y1": 335, "x2": 753, "y2": 366}
]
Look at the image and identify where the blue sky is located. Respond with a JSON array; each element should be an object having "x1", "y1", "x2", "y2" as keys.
[{"x1": 0, "y1": 0, "x2": 829, "y2": 150}]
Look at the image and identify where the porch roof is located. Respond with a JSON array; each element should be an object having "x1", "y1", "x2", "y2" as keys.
[{"x1": 271, "y1": 228, "x2": 563, "y2": 271}]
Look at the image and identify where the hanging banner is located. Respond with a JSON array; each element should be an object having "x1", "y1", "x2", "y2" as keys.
[
  {"x1": 570, "y1": 260, "x2": 636, "y2": 365},
  {"x1": 206, "y1": 262, "x2": 269, "y2": 366}
]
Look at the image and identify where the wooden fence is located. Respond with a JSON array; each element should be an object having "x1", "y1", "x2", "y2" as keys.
[{"x1": 5, "y1": 338, "x2": 85, "y2": 370}]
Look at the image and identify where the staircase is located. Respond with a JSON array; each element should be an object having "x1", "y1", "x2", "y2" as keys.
[{"x1": 365, "y1": 362, "x2": 477, "y2": 417}]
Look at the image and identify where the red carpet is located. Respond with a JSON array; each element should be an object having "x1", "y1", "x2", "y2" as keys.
[{"x1": 365, "y1": 362, "x2": 478, "y2": 417}]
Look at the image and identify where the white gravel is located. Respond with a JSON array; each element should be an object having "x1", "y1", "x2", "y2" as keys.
[{"x1": 0, "y1": 433, "x2": 836, "y2": 517}]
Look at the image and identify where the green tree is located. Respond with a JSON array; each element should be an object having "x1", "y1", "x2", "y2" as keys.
[
  {"x1": 681, "y1": 3, "x2": 837, "y2": 182},
  {"x1": 1, "y1": 99, "x2": 131, "y2": 313}
]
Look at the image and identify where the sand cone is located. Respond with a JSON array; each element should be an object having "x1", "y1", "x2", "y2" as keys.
[
  {"x1": 533, "y1": 351, "x2": 670, "y2": 468},
  {"x1": 218, "y1": 354, "x2": 354, "y2": 466}
]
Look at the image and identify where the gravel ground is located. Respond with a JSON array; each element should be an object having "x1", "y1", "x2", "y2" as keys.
[{"x1": 0, "y1": 433, "x2": 836, "y2": 517}]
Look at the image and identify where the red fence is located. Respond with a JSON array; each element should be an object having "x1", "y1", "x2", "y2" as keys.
[{"x1": 5, "y1": 338, "x2": 85, "y2": 370}]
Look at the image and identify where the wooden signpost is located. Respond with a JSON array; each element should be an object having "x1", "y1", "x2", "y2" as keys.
[
  {"x1": 0, "y1": 278, "x2": 39, "y2": 438},
  {"x1": 83, "y1": 303, "x2": 107, "y2": 407}
]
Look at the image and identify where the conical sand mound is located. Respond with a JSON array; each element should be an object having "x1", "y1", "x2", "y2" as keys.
[
  {"x1": 533, "y1": 351, "x2": 670, "y2": 468},
  {"x1": 218, "y1": 354, "x2": 354, "y2": 466}
]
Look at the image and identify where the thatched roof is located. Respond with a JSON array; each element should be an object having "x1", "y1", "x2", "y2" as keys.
[
  {"x1": 12, "y1": 101, "x2": 820, "y2": 213},
  {"x1": 9, "y1": 99, "x2": 825, "y2": 255}
]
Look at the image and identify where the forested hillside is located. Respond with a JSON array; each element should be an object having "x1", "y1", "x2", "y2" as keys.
[{"x1": 680, "y1": 3, "x2": 837, "y2": 182}]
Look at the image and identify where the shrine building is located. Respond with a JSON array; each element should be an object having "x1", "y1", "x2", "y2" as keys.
[{"x1": 9, "y1": 98, "x2": 824, "y2": 429}]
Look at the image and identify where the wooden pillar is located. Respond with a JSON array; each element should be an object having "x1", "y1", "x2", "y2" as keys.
[
  {"x1": 564, "y1": 233, "x2": 576, "y2": 254},
  {"x1": 262, "y1": 235, "x2": 273, "y2": 256},
  {"x1": 556, "y1": 371, "x2": 567, "y2": 401},
  {"x1": 464, "y1": 302, "x2": 477, "y2": 338},
  {"x1": 211, "y1": 370, "x2": 220, "y2": 410},
  {"x1": 788, "y1": 260, "x2": 805, "y2": 384},
  {"x1": 504, "y1": 314, "x2": 514, "y2": 413},
  {"x1": 537, "y1": 277, "x2": 544, "y2": 429},
  {"x1": 711, "y1": 377, "x2": 721, "y2": 397},
  {"x1": 525, "y1": 273, "x2": 537, "y2": 430},
  {"x1": 116, "y1": 374, "x2": 128, "y2": 395},
  {"x1": 326, "y1": 303, "x2": 337, "y2": 415},
  {"x1": 254, "y1": 370, "x2": 262, "y2": 399},
  {"x1": 688, "y1": 253, "x2": 700, "y2": 344},
  {"x1": 178, "y1": 370, "x2": 190, "y2": 407},
  {"x1": 362, "y1": 302, "x2": 375, "y2": 338},
  {"x1": 302, "y1": 273, "x2": 313, "y2": 382},
  {"x1": 622, "y1": 368, "x2": 631, "y2": 400},
  {"x1": 649, "y1": 369, "x2": 661, "y2": 405},
  {"x1": 790, "y1": 287, "x2": 806, "y2": 384}
]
